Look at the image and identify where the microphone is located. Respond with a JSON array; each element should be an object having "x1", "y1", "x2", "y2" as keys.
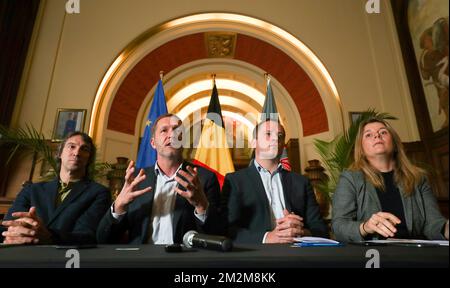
[{"x1": 183, "y1": 230, "x2": 233, "y2": 252}]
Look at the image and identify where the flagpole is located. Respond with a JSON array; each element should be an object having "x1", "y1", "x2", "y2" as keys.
[
  {"x1": 211, "y1": 73, "x2": 216, "y2": 86},
  {"x1": 159, "y1": 71, "x2": 164, "y2": 81}
]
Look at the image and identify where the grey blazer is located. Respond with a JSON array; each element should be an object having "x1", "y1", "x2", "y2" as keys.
[{"x1": 331, "y1": 170, "x2": 447, "y2": 242}]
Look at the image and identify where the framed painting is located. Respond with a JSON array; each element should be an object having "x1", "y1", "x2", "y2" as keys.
[
  {"x1": 391, "y1": 0, "x2": 449, "y2": 213},
  {"x1": 391, "y1": 0, "x2": 448, "y2": 135},
  {"x1": 52, "y1": 108, "x2": 86, "y2": 141}
]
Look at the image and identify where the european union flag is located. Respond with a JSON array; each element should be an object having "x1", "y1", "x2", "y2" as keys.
[{"x1": 136, "y1": 79, "x2": 167, "y2": 169}]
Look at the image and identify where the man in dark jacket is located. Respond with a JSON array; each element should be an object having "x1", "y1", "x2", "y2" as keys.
[
  {"x1": 222, "y1": 119, "x2": 328, "y2": 244},
  {"x1": 97, "y1": 114, "x2": 224, "y2": 244},
  {"x1": 1, "y1": 132, "x2": 111, "y2": 245}
]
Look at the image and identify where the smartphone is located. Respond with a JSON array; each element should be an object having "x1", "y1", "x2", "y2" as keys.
[{"x1": 176, "y1": 163, "x2": 193, "y2": 192}]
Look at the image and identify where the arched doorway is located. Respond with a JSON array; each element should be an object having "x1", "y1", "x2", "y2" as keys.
[{"x1": 89, "y1": 13, "x2": 343, "y2": 171}]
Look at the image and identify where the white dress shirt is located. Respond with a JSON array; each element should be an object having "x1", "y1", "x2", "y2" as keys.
[
  {"x1": 254, "y1": 160, "x2": 286, "y2": 243},
  {"x1": 148, "y1": 163, "x2": 180, "y2": 244},
  {"x1": 111, "y1": 162, "x2": 207, "y2": 244}
]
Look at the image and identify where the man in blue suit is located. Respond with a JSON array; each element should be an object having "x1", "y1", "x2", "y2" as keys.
[
  {"x1": 1, "y1": 132, "x2": 111, "y2": 245},
  {"x1": 97, "y1": 114, "x2": 224, "y2": 244}
]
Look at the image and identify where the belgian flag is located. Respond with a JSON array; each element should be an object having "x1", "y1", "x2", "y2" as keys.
[{"x1": 193, "y1": 80, "x2": 234, "y2": 188}]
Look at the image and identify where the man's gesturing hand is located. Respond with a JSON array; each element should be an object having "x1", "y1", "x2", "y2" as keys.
[
  {"x1": 114, "y1": 160, "x2": 152, "y2": 214},
  {"x1": 174, "y1": 166, "x2": 208, "y2": 214}
]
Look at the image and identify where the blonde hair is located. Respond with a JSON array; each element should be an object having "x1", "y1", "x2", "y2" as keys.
[{"x1": 351, "y1": 118, "x2": 425, "y2": 196}]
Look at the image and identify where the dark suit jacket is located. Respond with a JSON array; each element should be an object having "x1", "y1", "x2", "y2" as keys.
[
  {"x1": 96, "y1": 162, "x2": 224, "y2": 244},
  {"x1": 0, "y1": 178, "x2": 111, "y2": 245},
  {"x1": 222, "y1": 164, "x2": 329, "y2": 243}
]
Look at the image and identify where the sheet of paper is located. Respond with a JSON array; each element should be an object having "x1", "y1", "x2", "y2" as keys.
[
  {"x1": 293, "y1": 236, "x2": 340, "y2": 244},
  {"x1": 365, "y1": 239, "x2": 448, "y2": 246}
]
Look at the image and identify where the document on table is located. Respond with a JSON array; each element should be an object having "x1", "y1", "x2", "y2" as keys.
[
  {"x1": 292, "y1": 237, "x2": 342, "y2": 247},
  {"x1": 362, "y1": 239, "x2": 449, "y2": 246}
]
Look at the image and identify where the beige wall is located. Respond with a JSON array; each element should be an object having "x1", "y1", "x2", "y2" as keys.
[{"x1": 12, "y1": 0, "x2": 419, "y2": 181}]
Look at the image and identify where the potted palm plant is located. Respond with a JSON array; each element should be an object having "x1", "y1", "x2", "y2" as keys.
[{"x1": 313, "y1": 109, "x2": 397, "y2": 213}]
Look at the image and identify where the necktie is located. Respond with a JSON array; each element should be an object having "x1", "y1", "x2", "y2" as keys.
[{"x1": 56, "y1": 181, "x2": 74, "y2": 206}]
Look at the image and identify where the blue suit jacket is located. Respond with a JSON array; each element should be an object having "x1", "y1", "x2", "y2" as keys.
[
  {"x1": 96, "y1": 162, "x2": 225, "y2": 244},
  {"x1": 222, "y1": 164, "x2": 329, "y2": 243},
  {"x1": 1, "y1": 178, "x2": 111, "y2": 245}
]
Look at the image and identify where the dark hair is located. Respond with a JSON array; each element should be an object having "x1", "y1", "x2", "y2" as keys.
[
  {"x1": 56, "y1": 131, "x2": 96, "y2": 178},
  {"x1": 150, "y1": 113, "x2": 182, "y2": 138},
  {"x1": 252, "y1": 119, "x2": 286, "y2": 140}
]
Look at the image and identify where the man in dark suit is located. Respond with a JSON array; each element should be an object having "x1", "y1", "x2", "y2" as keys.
[
  {"x1": 1, "y1": 132, "x2": 111, "y2": 245},
  {"x1": 222, "y1": 119, "x2": 328, "y2": 244},
  {"x1": 97, "y1": 114, "x2": 223, "y2": 244}
]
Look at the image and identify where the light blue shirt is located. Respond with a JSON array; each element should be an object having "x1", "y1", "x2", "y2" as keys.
[{"x1": 254, "y1": 160, "x2": 286, "y2": 243}]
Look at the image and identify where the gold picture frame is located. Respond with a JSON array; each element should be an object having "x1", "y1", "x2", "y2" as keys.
[{"x1": 52, "y1": 108, "x2": 86, "y2": 141}]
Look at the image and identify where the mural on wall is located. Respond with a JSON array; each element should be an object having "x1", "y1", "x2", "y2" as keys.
[{"x1": 408, "y1": 0, "x2": 449, "y2": 131}]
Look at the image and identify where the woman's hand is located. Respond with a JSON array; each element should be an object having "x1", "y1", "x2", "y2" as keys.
[
  {"x1": 360, "y1": 212, "x2": 401, "y2": 238},
  {"x1": 445, "y1": 220, "x2": 449, "y2": 240}
]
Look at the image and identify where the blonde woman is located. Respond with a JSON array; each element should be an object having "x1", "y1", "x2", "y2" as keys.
[{"x1": 332, "y1": 118, "x2": 449, "y2": 242}]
